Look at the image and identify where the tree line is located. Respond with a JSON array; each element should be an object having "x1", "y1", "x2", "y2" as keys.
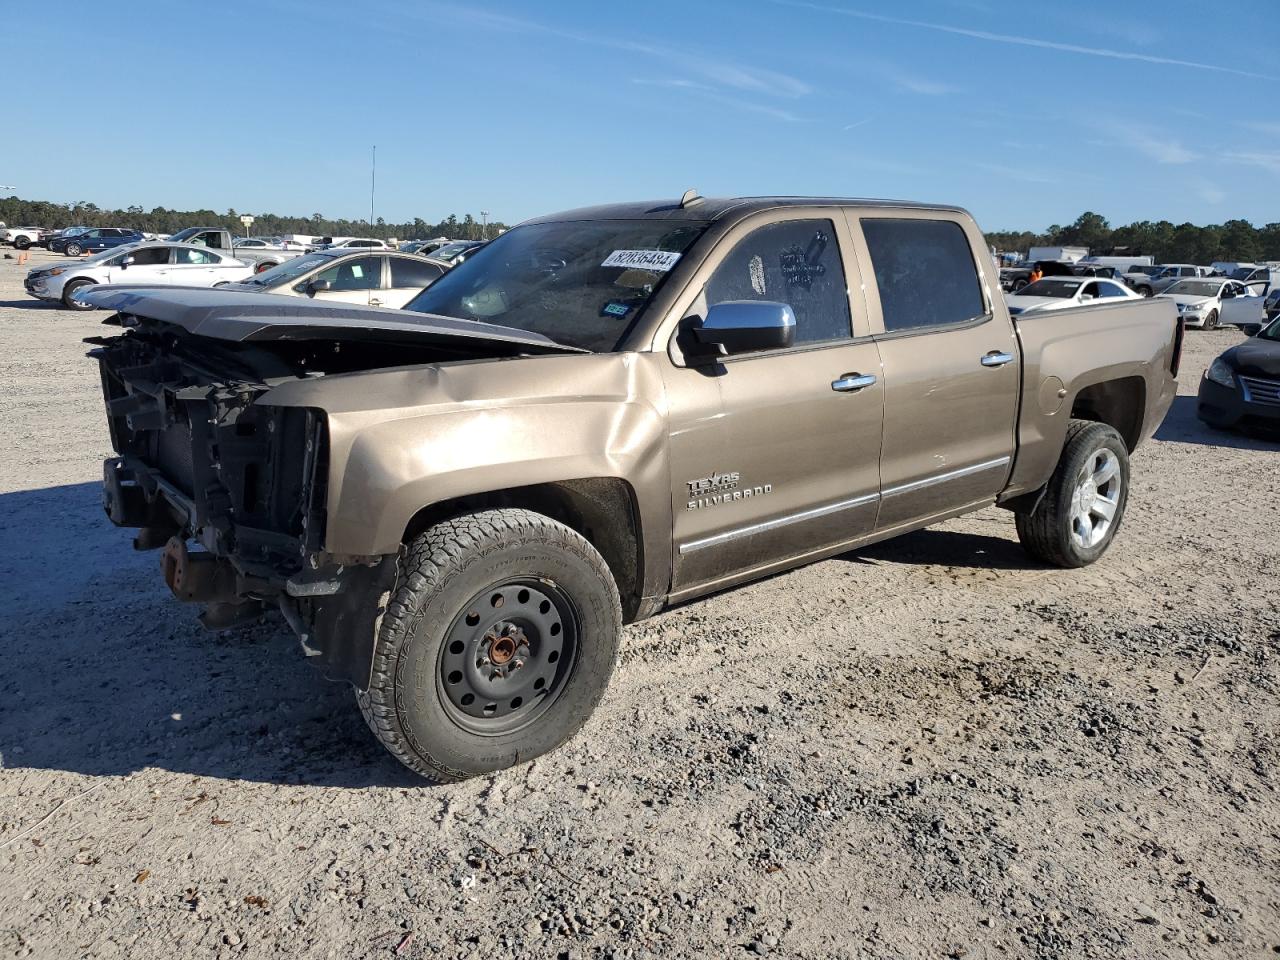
[
  {"x1": 0, "y1": 196, "x2": 511, "y2": 241},
  {"x1": 986, "y1": 211, "x2": 1280, "y2": 264}
]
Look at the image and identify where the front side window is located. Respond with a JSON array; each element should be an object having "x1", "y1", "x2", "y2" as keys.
[
  {"x1": 704, "y1": 219, "x2": 852, "y2": 345},
  {"x1": 313, "y1": 255, "x2": 382, "y2": 290},
  {"x1": 390, "y1": 257, "x2": 445, "y2": 288},
  {"x1": 130, "y1": 247, "x2": 171, "y2": 266},
  {"x1": 1096, "y1": 281, "x2": 1128, "y2": 298},
  {"x1": 862, "y1": 218, "x2": 986, "y2": 331}
]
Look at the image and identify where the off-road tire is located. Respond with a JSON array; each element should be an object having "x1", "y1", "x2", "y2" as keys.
[
  {"x1": 1204, "y1": 309, "x2": 1219, "y2": 330},
  {"x1": 1136, "y1": 285, "x2": 1152, "y2": 297},
  {"x1": 62, "y1": 279, "x2": 95, "y2": 310},
  {"x1": 357, "y1": 508, "x2": 622, "y2": 783},
  {"x1": 65, "y1": 242, "x2": 83, "y2": 257},
  {"x1": 14, "y1": 236, "x2": 31, "y2": 250},
  {"x1": 1012, "y1": 279, "x2": 1028, "y2": 292},
  {"x1": 1015, "y1": 420, "x2": 1130, "y2": 568}
]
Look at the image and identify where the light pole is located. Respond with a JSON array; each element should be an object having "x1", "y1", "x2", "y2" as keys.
[
  {"x1": 481, "y1": 209, "x2": 489, "y2": 240},
  {"x1": 369, "y1": 146, "x2": 376, "y2": 231}
]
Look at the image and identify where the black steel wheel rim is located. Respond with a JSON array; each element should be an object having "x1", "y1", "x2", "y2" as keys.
[{"x1": 437, "y1": 578, "x2": 580, "y2": 735}]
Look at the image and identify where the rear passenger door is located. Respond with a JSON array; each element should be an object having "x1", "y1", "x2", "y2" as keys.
[
  {"x1": 849, "y1": 214, "x2": 1018, "y2": 532},
  {"x1": 663, "y1": 214, "x2": 884, "y2": 594}
]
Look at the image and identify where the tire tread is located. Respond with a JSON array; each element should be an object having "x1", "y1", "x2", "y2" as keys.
[{"x1": 356, "y1": 508, "x2": 620, "y2": 783}]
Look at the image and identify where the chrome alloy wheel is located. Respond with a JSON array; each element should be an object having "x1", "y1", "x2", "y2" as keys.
[{"x1": 1069, "y1": 448, "x2": 1121, "y2": 549}]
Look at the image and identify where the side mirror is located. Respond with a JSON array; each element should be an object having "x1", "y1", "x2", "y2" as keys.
[
  {"x1": 306, "y1": 278, "x2": 332, "y2": 297},
  {"x1": 687, "y1": 300, "x2": 796, "y2": 363},
  {"x1": 1079, "y1": 293, "x2": 1095, "y2": 302},
  {"x1": 120, "y1": 256, "x2": 134, "y2": 268}
]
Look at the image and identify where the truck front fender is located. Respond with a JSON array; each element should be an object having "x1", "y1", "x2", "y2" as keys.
[{"x1": 259, "y1": 352, "x2": 674, "y2": 604}]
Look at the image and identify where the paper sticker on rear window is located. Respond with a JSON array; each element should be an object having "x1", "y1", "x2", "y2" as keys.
[{"x1": 601, "y1": 249, "x2": 681, "y2": 272}]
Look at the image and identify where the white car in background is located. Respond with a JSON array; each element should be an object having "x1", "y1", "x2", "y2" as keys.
[
  {"x1": 23, "y1": 242, "x2": 254, "y2": 310},
  {"x1": 234, "y1": 237, "x2": 309, "y2": 253},
  {"x1": 1156, "y1": 278, "x2": 1257, "y2": 330},
  {"x1": 217, "y1": 247, "x2": 446, "y2": 309},
  {"x1": 1004, "y1": 276, "x2": 1142, "y2": 316}
]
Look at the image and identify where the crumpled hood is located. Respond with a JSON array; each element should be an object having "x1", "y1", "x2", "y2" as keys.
[
  {"x1": 79, "y1": 285, "x2": 586, "y2": 354},
  {"x1": 1225, "y1": 336, "x2": 1280, "y2": 377}
]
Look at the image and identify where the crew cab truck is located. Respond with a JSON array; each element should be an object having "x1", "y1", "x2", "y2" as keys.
[
  {"x1": 167, "y1": 227, "x2": 299, "y2": 273},
  {"x1": 2, "y1": 226, "x2": 45, "y2": 249},
  {"x1": 86, "y1": 196, "x2": 1180, "y2": 782}
]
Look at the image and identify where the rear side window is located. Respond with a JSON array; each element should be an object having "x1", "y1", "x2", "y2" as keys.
[
  {"x1": 705, "y1": 219, "x2": 852, "y2": 345},
  {"x1": 390, "y1": 257, "x2": 445, "y2": 288},
  {"x1": 861, "y1": 219, "x2": 986, "y2": 332}
]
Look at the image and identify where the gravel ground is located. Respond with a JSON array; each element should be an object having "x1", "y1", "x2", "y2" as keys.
[{"x1": 0, "y1": 248, "x2": 1277, "y2": 960}]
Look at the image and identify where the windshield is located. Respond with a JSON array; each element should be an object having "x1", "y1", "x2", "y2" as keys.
[
  {"x1": 1227, "y1": 267, "x2": 1256, "y2": 280},
  {"x1": 1016, "y1": 279, "x2": 1082, "y2": 298},
  {"x1": 402, "y1": 219, "x2": 708, "y2": 351},
  {"x1": 239, "y1": 254, "x2": 331, "y2": 287},
  {"x1": 1128, "y1": 265, "x2": 1158, "y2": 276},
  {"x1": 1261, "y1": 316, "x2": 1280, "y2": 341},
  {"x1": 1165, "y1": 280, "x2": 1222, "y2": 297}
]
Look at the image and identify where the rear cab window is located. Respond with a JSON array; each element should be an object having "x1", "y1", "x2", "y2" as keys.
[{"x1": 858, "y1": 218, "x2": 986, "y2": 333}]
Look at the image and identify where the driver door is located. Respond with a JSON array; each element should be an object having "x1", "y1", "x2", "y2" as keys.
[
  {"x1": 107, "y1": 245, "x2": 173, "y2": 283},
  {"x1": 662, "y1": 214, "x2": 884, "y2": 597}
]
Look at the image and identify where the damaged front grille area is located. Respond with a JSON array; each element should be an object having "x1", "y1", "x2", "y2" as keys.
[{"x1": 93, "y1": 324, "x2": 328, "y2": 588}]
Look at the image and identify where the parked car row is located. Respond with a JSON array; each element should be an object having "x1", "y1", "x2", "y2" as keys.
[
  {"x1": 24, "y1": 242, "x2": 255, "y2": 309},
  {"x1": 22, "y1": 238, "x2": 453, "y2": 311}
]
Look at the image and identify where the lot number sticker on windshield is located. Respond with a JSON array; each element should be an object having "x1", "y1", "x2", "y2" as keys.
[{"x1": 601, "y1": 249, "x2": 682, "y2": 272}]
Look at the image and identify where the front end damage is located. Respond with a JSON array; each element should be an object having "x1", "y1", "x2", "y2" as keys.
[
  {"x1": 93, "y1": 320, "x2": 397, "y2": 687},
  {"x1": 82, "y1": 287, "x2": 592, "y2": 687}
]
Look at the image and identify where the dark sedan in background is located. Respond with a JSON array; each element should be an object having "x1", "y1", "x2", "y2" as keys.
[
  {"x1": 1198, "y1": 318, "x2": 1280, "y2": 432},
  {"x1": 48, "y1": 227, "x2": 144, "y2": 256}
]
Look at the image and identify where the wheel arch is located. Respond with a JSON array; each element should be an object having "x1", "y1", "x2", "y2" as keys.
[
  {"x1": 401, "y1": 477, "x2": 647, "y2": 622},
  {"x1": 1069, "y1": 375, "x2": 1146, "y2": 451}
]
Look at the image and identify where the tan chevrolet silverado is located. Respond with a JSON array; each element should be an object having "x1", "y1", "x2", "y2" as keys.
[{"x1": 85, "y1": 195, "x2": 1181, "y2": 782}]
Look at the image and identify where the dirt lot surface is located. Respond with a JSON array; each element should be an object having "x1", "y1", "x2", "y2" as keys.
[{"x1": 0, "y1": 248, "x2": 1277, "y2": 960}]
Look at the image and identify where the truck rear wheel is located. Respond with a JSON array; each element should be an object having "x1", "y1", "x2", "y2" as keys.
[
  {"x1": 14, "y1": 236, "x2": 31, "y2": 250},
  {"x1": 1014, "y1": 420, "x2": 1130, "y2": 568},
  {"x1": 357, "y1": 508, "x2": 622, "y2": 783}
]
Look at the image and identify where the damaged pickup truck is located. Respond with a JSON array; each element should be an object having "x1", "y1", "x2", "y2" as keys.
[{"x1": 86, "y1": 195, "x2": 1181, "y2": 782}]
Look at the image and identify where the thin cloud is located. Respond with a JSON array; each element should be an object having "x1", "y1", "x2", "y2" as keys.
[
  {"x1": 1241, "y1": 120, "x2": 1280, "y2": 137},
  {"x1": 1223, "y1": 151, "x2": 1280, "y2": 175},
  {"x1": 631, "y1": 79, "x2": 808, "y2": 122},
  {"x1": 1103, "y1": 123, "x2": 1199, "y2": 164},
  {"x1": 408, "y1": 2, "x2": 811, "y2": 98},
  {"x1": 1193, "y1": 180, "x2": 1226, "y2": 204},
  {"x1": 774, "y1": 0, "x2": 1280, "y2": 82},
  {"x1": 974, "y1": 162, "x2": 1056, "y2": 184},
  {"x1": 843, "y1": 118, "x2": 873, "y2": 131}
]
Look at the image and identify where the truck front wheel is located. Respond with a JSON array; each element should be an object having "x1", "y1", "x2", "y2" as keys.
[
  {"x1": 357, "y1": 508, "x2": 622, "y2": 782},
  {"x1": 1014, "y1": 420, "x2": 1130, "y2": 568}
]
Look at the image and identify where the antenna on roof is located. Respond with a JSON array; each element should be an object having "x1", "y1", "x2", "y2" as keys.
[{"x1": 679, "y1": 188, "x2": 703, "y2": 208}]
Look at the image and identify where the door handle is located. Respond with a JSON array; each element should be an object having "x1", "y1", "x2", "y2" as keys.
[
  {"x1": 981, "y1": 351, "x2": 1015, "y2": 367},
  {"x1": 369, "y1": 298, "x2": 383, "y2": 307},
  {"x1": 831, "y1": 373, "x2": 877, "y2": 392}
]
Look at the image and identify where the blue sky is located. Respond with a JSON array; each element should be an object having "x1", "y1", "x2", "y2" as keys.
[{"x1": 4, "y1": 0, "x2": 1279, "y2": 232}]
